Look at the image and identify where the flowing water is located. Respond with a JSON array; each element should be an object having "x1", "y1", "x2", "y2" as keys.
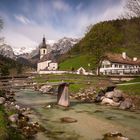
[{"x1": 15, "y1": 89, "x2": 140, "y2": 140}]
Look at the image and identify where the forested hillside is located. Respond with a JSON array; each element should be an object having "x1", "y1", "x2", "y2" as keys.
[
  {"x1": 59, "y1": 18, "x2": 140, "y2": 70},
  {"x1": 0, "y1": 55, "x2": 31, "y2": 76},
  {"x1": 71, "y1": 17, "x2": 140, "y2": 57}
]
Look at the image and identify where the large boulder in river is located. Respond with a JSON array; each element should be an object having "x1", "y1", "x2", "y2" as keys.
[
  {"x1": 113, "y1": 90, "x2": 123, "y2": 102},
  {"x1": 39, "y1": 85, "x2": 53, "y2": 93},
  {"x1": 95, "y1": 90, "x2": 105, "y2": 102},
  {"x1": 105, "y1": 91, "x2": 114, "y2": 99},
  {"x1": 0, "y1": 97, "x2": 6, "y2": 105},
  {"x1": 101, "y1": 98, "x2": 120, "y2": 107},
  {"x1": 113, "y1": 90, "x2": 123, "y2": 98},
  {"x1": 103, "y1": 132, "x2": 130, "y2": 140},
  {"x1": 119, "y1": 98, "x2": 133, "y2": 110}
]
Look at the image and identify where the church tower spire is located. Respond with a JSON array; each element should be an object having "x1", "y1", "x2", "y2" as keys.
[{"x1": 39, "y1": 35, "x2": 48, "y2": 59}]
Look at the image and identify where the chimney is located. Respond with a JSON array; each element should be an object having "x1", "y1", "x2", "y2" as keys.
[
  {"x1": 122, "y1": 52, "x2": 126, "y2": 59},
  {"x1": 133, "y1": 57, "x2": 137, "y2": 61}
]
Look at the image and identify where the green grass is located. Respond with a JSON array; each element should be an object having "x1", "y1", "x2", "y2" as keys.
[
  {"x1": 33, "y1": 74, "x2": 109, "y2": 93},
  {"x1": 0, "y1": 106, "x2": 8, "y2": 140},
  {"x1": 0, "y1": 106, "x2": 25, "y2": 140},
  {"x1": 123, "y1": 77, "x2": 140, "y2": 83},
  {"x1": 69, "y1": 84, "x2": 87, "y2": 93},
  {"x1": 118, "y1": 83, "x2": 140, "y2": 96},
  {"x1": 59, "y1": 54, "x2": 96, "y2": 71}
]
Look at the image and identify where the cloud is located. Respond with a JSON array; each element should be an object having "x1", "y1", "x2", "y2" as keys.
[
  {"x1": 0, "y1": 0, "x2": 126, "y2": 51},
  {"x1": 1, "y1": 28, "x2": 37, "y2": 50},
  {"x1": 52, "y1": 0, "x2": 70, "y2": 12},
  {"x1": 14, "y1": 15, "x2": 31, "y2": 24},
  {"x1": 99, "y1": 1, "x2": 126, "y2": 21}
]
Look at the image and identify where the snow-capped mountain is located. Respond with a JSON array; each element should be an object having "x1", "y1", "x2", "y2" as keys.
[
  {"x1": 0, "y1": 37, "x2": 79, "y2": 66},
  {"x1": 52, "y1": 37, "x2": 79, "y2": 54},
  {"x1": 0, "y1": 43, "x2": 15, "y2": 59},
  {"x1": 29, "y1": 37, "x2": 79, "y2": 59},
  {"x1": 13, "y1": 47, "x2": 35, "y2": 56}
]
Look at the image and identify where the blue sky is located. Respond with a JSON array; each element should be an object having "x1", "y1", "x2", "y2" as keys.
[{"x1": 0, "y1": 0, "x2": 126, "y2": 50}]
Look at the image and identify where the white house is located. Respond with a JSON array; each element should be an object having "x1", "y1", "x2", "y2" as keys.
[
  {"x1": 99, "y1": 52, "x2": 140, "y2": 75},
  {"x1": 37, "y1": 37, "x2": 58, "y2": 73},
  {"x1": 76, "y1": 67, "x2": 94, "y2": 75},
  {"x1": 77, "y1": 67, "x2": 87, "y2": 75}
]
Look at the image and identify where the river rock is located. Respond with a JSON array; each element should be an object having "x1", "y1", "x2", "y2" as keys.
[
  {"x1": 98, "y1": 90, "x2": 106, "y2": 97},
  {"x1": 113, "y1": 97, "x2": 120, "y2": 102},
  {"x1": 105, "y1": 91, "x2": 114, "y2": 99},
  {"x1": 60, "y1": 117, "x2": 77, "y2": 123},
  {"x1": 9, "y1": 114, "x2": 19, "y2": 123},
  {"x1": 15, "y1": 104, "x2": 20, "y2": 110},
  {"x1": 39, "y1": 85, "x2": 53, "y2": 93},
  {"x1": 101, "y1": 98, "x2": 120, "y2": 107},
  {"x1": 119, "y1": 98, "x2": 133, "y2": 110},
  {"x1": 0, "y1": 97, "x2": 6, "y2": 104},
  {"x1": 103, "y1": 132, "x2": 130, "y2": 140},
  {"x1": 95, "y1": 90, "x2": 106, "y2": 102},
  {"x1": 114, "y1": 89, "x2": 123, "y2": 98},
  {"x1": 105, "y1": 86, "x2": 116, "y2": 92}
]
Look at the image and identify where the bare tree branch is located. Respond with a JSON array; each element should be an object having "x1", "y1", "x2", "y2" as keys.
[{"x1": 123, "y1": 0, "x2": 140, "y2": 18}]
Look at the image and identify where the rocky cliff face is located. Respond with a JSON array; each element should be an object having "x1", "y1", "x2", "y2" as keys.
[
  {"x1": 0, "y1": 44, "x2": 15, "y2": 59},
  {"x1": 51, "y1": 37, "x2": 79, "y2": 55}
]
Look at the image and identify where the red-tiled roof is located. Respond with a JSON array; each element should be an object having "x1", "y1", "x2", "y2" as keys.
[{"x1": 105, "y1": 53, "x2": 140, "y2": 65}]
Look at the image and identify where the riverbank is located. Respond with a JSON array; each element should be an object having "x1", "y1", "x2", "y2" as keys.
[
  {"x1": 0, "y1": 106, "x2": 25, "y2": 140},
  {"x1": 0, "y1": 89, "x2": 46, "y2": 140},
  {"x1": 1, "y1": 75, "x2": 140, "y2": 140},
  {"x1": 14, "y1": 89, "x2": 140, "y2": 140}
]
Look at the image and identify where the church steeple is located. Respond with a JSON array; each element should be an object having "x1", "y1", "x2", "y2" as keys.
[
  {"x1": 43, "y1": 35, "x2": 46, "y2": 44},
  {"x1": 40, "y1": 35, "x2": 48, "y2": 59}
]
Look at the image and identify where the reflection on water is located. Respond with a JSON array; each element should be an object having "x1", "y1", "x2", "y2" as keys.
[{"x1": 15, "y1": 89, "x2": 140, "y2": 140}]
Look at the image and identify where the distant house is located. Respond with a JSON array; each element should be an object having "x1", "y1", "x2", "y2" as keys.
[
  {"x1": 99, "y1": 52, "x2": 140, "y2": 75},
  {"x1": 77, "y1": 67, "x2": 86, "y2": 75},
  {"x1": 76, "y1": 67, "x2": 93, "y2": 75},
  {"x1": 37, "y1": 37, "x2": 58, "y2": 73}
]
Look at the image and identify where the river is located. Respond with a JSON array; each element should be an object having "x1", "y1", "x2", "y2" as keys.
[{"x1": 14, "y1": 88, "x2": 140, "y2": 140}]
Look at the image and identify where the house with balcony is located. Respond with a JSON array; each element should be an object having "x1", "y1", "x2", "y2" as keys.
[{"x1": 99, "y1": 52, "x2": 140, "y2": 75}]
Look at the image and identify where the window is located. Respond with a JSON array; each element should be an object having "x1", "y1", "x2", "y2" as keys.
[
  {"x1": 119, "y1": 65, "x2": 122, "y2": 68},
  {"x1": 43, "y1": 50, "x2": 45, "y2": 54}
]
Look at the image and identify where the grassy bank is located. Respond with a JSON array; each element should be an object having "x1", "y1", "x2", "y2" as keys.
[
  {"x1": 0, "y1": 106, "x2": 8, "y2": 139},
  {"x1": 33, "y1": 74, "x2": 110, "y2": 93},
  {"x1": 0, "y1": 106, "x2": 25, "y2": 140},
  {"x1": 117, "y1": 77, "x2": 140, "y2": 96},
  {"x1": 118, "y1": 83, "x2": 140, "y2": 96},
  {"x1": 59, "y1": 54, "x2": 96, "y2": 71}
]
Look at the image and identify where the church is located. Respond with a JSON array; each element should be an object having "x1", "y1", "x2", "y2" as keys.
[{"x1": 37, "y1": 37, "x2": 58, "y2": 73}]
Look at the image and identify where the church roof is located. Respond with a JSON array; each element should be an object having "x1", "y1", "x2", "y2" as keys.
[
  {"x1": 39, "y1": 37, "x2": 48, "y2": 49},
  {"x1": 38, "y1": 52, "x2": 57, "y2": 63}
]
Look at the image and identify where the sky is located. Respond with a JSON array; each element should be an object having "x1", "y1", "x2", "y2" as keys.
[{"x1": 0, "y1": 0, "x2": 126, "y2": 51}]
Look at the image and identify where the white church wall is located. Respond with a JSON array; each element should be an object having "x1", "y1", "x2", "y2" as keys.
[
  {"x1": 37, "y1": 61, "x2": 51, "y2": 72},
  {"x1": 39, "y1": 70, "x2": 68, "y2": 74},
  {"x1": 48, "y1": 63, "x2": 58, "y2": 70}
]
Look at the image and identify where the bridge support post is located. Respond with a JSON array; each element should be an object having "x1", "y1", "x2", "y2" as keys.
[{"x1": 57, "y1": 83, "x2": 70, "y2": 107}]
